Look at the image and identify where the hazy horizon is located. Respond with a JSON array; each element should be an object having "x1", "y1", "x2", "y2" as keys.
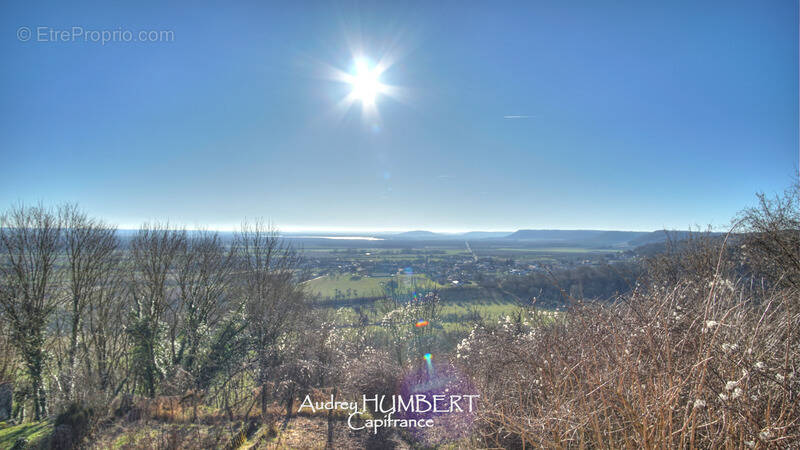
[{"x1": 105, "y1": 224, "x2": 697, "y2": 234}]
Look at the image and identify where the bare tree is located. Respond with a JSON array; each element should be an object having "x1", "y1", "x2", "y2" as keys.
[
  {"x1": 127, "y1": 223, "x2": 186, "y2": 398},
  {"x1": 59, "y1": 204, "x2": 118, "y2": 402},
  {"x1": 172, "y1": 231, "x2": 235, "y2": 374},
  {"x1": 739, "y1": 183, "x2": 800, "y2": 290},
  {"x1": 84, "y1": 257, "x2": 128, "y2": 397},
  {"x1": 0, "y1": 205, "x2": 62, "y2": 420},
  {"x1": 235, "y1": 220, "x2": 306, "y2": 423},
  {"x1": 0, "y1": 318, "x2": 15, "y2": 384}
]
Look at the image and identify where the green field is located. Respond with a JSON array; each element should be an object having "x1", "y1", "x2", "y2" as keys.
[
  {"x1": 304, "y1": 274, "x2": 388, "y2": 298},
  {"x1": 304, "y1": 273, "x2": 443, "y2": 299},
  {"x1": 317, "y1": 283, "x2": 535, "y2": 324}
]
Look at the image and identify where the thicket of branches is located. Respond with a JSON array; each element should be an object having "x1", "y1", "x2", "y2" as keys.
[
  {"x1": 0, "y1": 202, "x2": 452, "y2": 448},
  {"x1": 457, "y1": 185, "x2": 800, "y2": 448},
  {"x1": 0, "y1": 207, "x2": 334, "y2": 445}
]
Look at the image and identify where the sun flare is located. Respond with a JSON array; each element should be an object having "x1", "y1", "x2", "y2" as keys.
[
  {"x1": 347, "y1": 59, "x2": 386, "y2": 105},
  {"x1": 325, "y1": 52, "x2": 402, "y2": 121}
]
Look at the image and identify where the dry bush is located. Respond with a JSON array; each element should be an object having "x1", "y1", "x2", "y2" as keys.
[
  {"x1": 132, "y1": 392, "x2": 220, "y2": 424},
  {"x1": 643, "y1": 230, "x2": 731, "y2": 286},
  {"x1": 344, "y1": 348, "x2": 402, "y2": 409},
  {"x1": 739, "y1": 185, "x2": 800, "y2": 291},
  {"x1": 458, "y1": 275, "x2": 799, "y2": 448},
  {"x1": 94, "y1": 423, "x2": 230, "y2": 450},
  {"x1": 50, "y1": 402, "x2": 95, "y2": 449}
]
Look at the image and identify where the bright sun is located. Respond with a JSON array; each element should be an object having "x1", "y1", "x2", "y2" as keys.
[
  {"x1": 328, "y1": 54, "x2": 398, "y2": 119},
  {"x1": 348, "y1": 59, "x2": 385, "y2": 105}
]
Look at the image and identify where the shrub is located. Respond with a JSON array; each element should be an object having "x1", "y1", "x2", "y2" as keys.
[
  {"x1": 739, "y1": 184, "x2": 800, "y2": 290},
  {"x1": 458, "y1": 275, "x2": 800, "y2": 447},
  {"x1": 51, "y1": 402, "x2": 94, "y2": 449}
]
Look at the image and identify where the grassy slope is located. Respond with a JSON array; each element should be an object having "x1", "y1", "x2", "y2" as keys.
[{"x1": 0, "y1": 421, "x2": 53, "y2": 449}]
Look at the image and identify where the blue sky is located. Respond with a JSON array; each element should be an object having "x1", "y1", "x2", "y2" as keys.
[{"x1": 1, "y1": 1, "x2": 797, "y2": 232}]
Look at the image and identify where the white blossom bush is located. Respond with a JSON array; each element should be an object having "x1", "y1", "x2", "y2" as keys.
[
  {"x1": 378, "y1": 292, "x2": 442, "y2": 368},
  {"x1": 456, "y1": 278, "x2": 800, "y2": 448}
]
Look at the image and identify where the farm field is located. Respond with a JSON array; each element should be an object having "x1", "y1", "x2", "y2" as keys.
[
  {"x1": 299, "y1": 238, "x2": 619, "y2": 335},
  {"x1": 303, "y1": 273, "x2": 444, "y2": 299},
  {"x1": 489, "y1": 247, "x2": 621, "y2": 254},
  {"x1": 316, "y1": 285, "x2": 535, "y2": 329},
  {"x1": 304, "y1": 273, "x2": 388, "y2": 298}
]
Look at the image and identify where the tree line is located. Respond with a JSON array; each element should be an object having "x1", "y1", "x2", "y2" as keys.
[{"x1": 0, "y1": 204, "x2": 307, "y2": 424}]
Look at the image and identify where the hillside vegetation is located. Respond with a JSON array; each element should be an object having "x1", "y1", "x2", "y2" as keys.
[
  {"x1": 458, "y1": 185, "x2": 800, "y2": 447},
  {"x1": 0, "y1": 185, "x2": 797, "y2": 448}
]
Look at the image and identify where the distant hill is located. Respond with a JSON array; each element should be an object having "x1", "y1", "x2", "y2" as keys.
[
  {"x1": 379, "y1": 229, "x2": 705, "y2": 248},
  {"x1": 393, "y1": 230, "x2": 440, "y2": 238},
  {"x1": 631, "y1": 231, "x2": 728, "y2": 257},
  {"x1": 506, "y1": 229, "x2": 609, "y2": 241},
  {"x1": 460, "y1": 231, "x2": 512, "y2": 239},
  {"x1": 387, "y1": 230, "x2": 511, "y2": 240},
  {"x1": 503, "y1": 229, "x2": 705, "y2": 249},
  {"x1": 626, "y1": 230, "x2": 708, "y2": 247}
]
